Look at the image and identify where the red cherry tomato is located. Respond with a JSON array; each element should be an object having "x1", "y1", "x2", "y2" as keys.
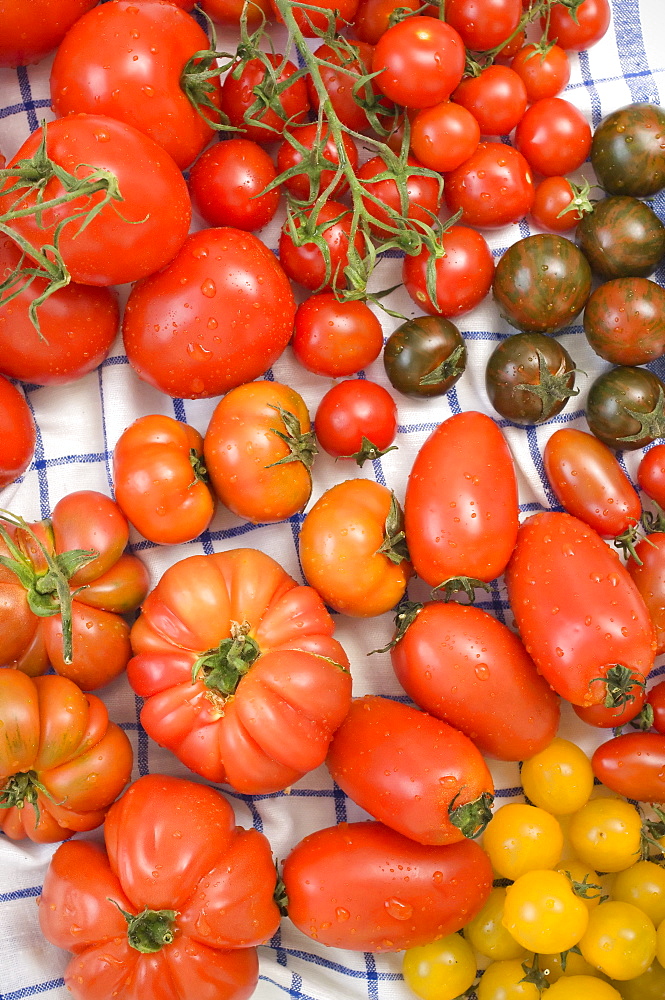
[
  {"x1": 444, "y1": 141, "x2": 535, "y2": 228},
  {"x1": 530, "y1": 175, "x2": 588, "y2": 232},
  {"x1": 410, "y1": 102, "x2": 480, "y2": 173},
  {"x1": 352, "y1": 0, "x2": 437, "y2": 44},
  {"x1": 0, "y1": 376, "x2": 35, "y2": 489},
  {"x1": 452, "y1": 65, "x2": 528, "y2": 137},
  {"x1": 515, "y1": 97, "x2": 592, "y2": 177},
  {"x1": 188, "y1": 138, "x2": 280, "y2": 232},
  {"x1": 278, "y1": 201, "x2": 365, "y2": 292},
  {"x1": 511, "y1": 43, "x2": 571, "y2": 102},
  {"x1": 200, "y1": 0, "x2": 272, "y2": 23},
  {"x1": 543, "y1": 428, "x2": 642, "y2": 539},
  {"x1": 543, "y1": 0, "x2": 612, "y2": 52},
  {"x1": 402, "y1": 225, "x2": 494, "y2": 317},
  {"x1": 638, "y1": 444, "x2": 665, "y2": 507},
  {"x1": 276, "y1": 124, "x2": 358, "y2": 200},
  {"x1": 314, "y1": 379, "x2": 398, "y2": 464},
  {"x1": 292, "y1": 294, "x2": 383, "y2": 378},
  {"x1": 270, "y1": 0, "x2": 359, "y2": 36},
  {"x1": 0, "y1": 0, "x2": 98, "y2": 67},
  {"x1": 357, "y1": 154, "x2": 443, "y2": 238},
  {"x1": 573, "y1": 688, "x2": 648, "y2": 730},
  {"x1": 306, "y1": 41, "x2": 384, "y2": 134},
  {"x1": 445, "y1": 0, "x2": 523, "y2": 52},
  {"x1": 220, "y1": 52, "x2": 310, "y2": 144},
  {"x1": 371, "y1": 16, "x2": 466, "y2": 109}
]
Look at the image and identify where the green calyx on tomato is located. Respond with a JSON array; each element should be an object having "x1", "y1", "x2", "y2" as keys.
[
  {"x1": 617, "y1": 386, "x2": 665, "y2": 446},
  {"x1": 418, "y1": 344, "x2": 466, "y2": 388},
  {"x1": 188, "y1": 448, "x2": 209, "y2": 484},
  {"x1": 192, "y1": 620, "x2": 261, "y2": 697},
  {"x1": 345, "y1": 434, "x2": 398, "y2": 467},
  {"x1": 518, "y1": 348, "x2": 581, "y2": 420},
  {"x1": 266, "y1": 405, "x2": 318, "y2": 471},
  {"x1": 592, "y1": 664, "x2": 646, "y2": 711},
  {"x1": 0, "y1": 511, "x2": 96, "y2": 664},
  {"x1": 448, "y1": 789, "x2": 494, "y2": 840},
  {"x1": 433, "y1": 576, "x2": 492, "y2": 603},
  {"x1": 563, "y1": 871, "x2": 606, "y2": 902},
  {"x1": 370, "y1": 600, "x2": 423, "y2": 654},
  {"x1": 111, "y1": 902, "x2": 178, "y2": 954},
  {"x1": 376, "y1": 493, "x2": 410, "y2": 565},
  {"x1": 613, "y1": 519, "x2": 642, "y2": 563},
  {"x1": 0, "y1": 770, "x2": 55, "y2": 825},
  {"x1": 519, "y1": 955, "x2": 549, "y2": 991},
  {"x1": 179, "y1": 15, "x2": 232, "y2": 132}
]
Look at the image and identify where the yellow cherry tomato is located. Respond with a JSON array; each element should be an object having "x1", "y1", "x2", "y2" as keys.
[
  {"x1": 657, "y1": 915, "x2": 665, "y2": 967},
  {"x1": 555, "y1": 859, "x2": 605, "y2": 910},
  {"x1": 546, "y1": 975, "x2": 621, "y2": 999},
  {"x1": 483, "y1": 803, "x2": 563, "y2": 880},
  {"x1": 568, "y1": 798, "x2": 642, "y2": 873},
  {"x1": 615, "y1": 960, "x2": 665, "y2": 1000},
  {"x1": 503, "y1": 868, "x2": 589, "y2": 954},
  {"x1": 402, "y1": 933, "x2": 477, "y2": 1000},
  {"x1": 464, "y1": 887, "x2": 528, "y2": 961},
  {"x1": 476, "y1": 959, "x2": 541, "y2": 1000},
  {"x1": 611, "y1": 860, "x2": 665, "y2": 925},
  {"x1": 541, "y1": 949, "x2": 603, "y2": 983},
  {"x1": 521, "y1": 737, "x2": 594, "y2": 815},
  {"x1": 579, "y1": 900, "x2": 657, "y2": 980}
]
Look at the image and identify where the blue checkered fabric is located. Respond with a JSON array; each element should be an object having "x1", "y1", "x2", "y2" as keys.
[{"x1": 1, "y1": 2, "x2": 664, "y2": 998}]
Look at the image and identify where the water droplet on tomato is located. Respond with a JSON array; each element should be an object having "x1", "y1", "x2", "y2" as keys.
[{"x1": 384, "y1": 898, "x2": 413, "y2": 921}]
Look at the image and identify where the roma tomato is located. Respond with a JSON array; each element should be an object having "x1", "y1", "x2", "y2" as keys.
[
  {"x1": 203, "y1": 381, "x2": 315, "y2": 524},
  {"x1": 326, "y1": 695, "x2": 494, "y2": 845},
  {"x1": 282, "y1": 820, "x2": 493, "y2": 952},
  {"x1": 50, "y1": 0, "x2": 223, "y2": 170},
  {"x1": 0, "y1": 0, "x2": 97, "y2": 67},
  {"x1": 38, "y1": 774, "x2": 282, "y2": 1000},
  {"x1": 389, "y1": 601, "x2": 560, "y2": 761},
  {"x1": 591, "y1": 103, "x2": 665, "y2": 198},
  {"x1": 0, "y1": 115, "x2": 191, "y2": 287},
  {"x1": 0, "y1": 376, "x2": 35, "y2": 488},
  {"x1": 627, "y1": 533, "x2": 665, "y2": 655},
  {"x1": 543, "y1": 427, "x2": 642, "y2": 539},
  {"x1": 221, "y1": 52, "x2": 309, "y2": 144},
  {"x1": 402, "y1": 225, "x2": 494, "y2": 317},
  {"x1": 514, "y1": 97, "x2": 592, "y2": 178},
  {"x1": 278, "y1": 200, "x2": 365, "y2": 292},
  {"x1": 445, "y1": 0, "x2": 522, "y2": 51},
  {"x1": 299, "y1": 481, "x2": 411, "y2": 618},
  {"x1": 583, "y1": 278, "x2": 665, "y2": 366},
  {"x1": 444, "y1": 142, "x2": 535, "y2": 229},
  {"x1": 573, "y1": 686, "x2": 648, "y2": 730},
  {"x1": 592, "y1": 732, "x2": 665, "y2": 803},
  {"x1": 371, "y1": 16, "x2": 466, "y2": 109},
  {"x1": 113, "y1": 415, "x2": 215, "y2": 545},
  {"x1": 452, "y1": 65, "x2": 528, "y2": 137},
  {"x1": 0, "y1": 491, "x2": 149, "y2": 690},
  {"x1": 493, "y1": 233, "x2": 592, "y2": 333},
  {"x1": 404, "y1": 411, "x2": 519, "y2": 595},
  {"x1": 0, "y1": 234, "x2": 119, "y2": 386},
  {"x1": 638, "y1": 444, "x2": 665, "y2": 506},
  {"x1": 127, "y1": 548, "x2": 352, "y2": 793},
  {"x1": 575, "y1": 196, "x2": 665, "y2": 280},
  {"x1": 383, "y1": 315, "x2": 467, "y2": 398},
  {"x1": 505, "y1": 511, "x2": 655, "y2": 708},
  {"x1": 510, "y1": 42, "x2": 571, "y2": 102},
  {"x1": 543, "y1": 0, "x2": 612, "y2": 52},
  {"x1": 0, "y1": 671, "x2": 132, "y2": 843},
  {"x1": 314, "y1": 379, "x2": 397, "y2": 464},
  {"x1": 291, "y1": 294, "x2": 383, "y2": 378},
  {"x1": 189, "y1": 138, "x2": 280, "y2": 231},
  {"x1": 123, "y1": 227, "x2": 296, "y2": 399}
]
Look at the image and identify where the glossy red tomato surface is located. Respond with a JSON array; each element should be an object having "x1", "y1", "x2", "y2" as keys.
[{"x1": 0, "y1": 376, "x2": 35, "y2": 488}]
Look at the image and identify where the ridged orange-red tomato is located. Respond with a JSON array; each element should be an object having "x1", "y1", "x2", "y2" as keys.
[
  {"x1": 38, "y1": 774, "x2": 282, "y2": 1000},
  {"x1": 0, "y1": 670, "x2": 132, "y2": 842},
  {"x1": 127, "y1": 548, "x2": 352, "y2": 793}
]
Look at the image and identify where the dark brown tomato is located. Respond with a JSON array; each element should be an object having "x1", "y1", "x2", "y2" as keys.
[
  {"x1": 590, "y1": 103, "x2": 665, "y2": 198},
  {"x1": 485, "y1": 331, "x2": 579, "y2": 424},
  {"x1": 627, "y1": 532, "x2": 665, "y2": 654},
  {"x1": 383, "y1": 315, "x2": 467, "y2": 398},
  {"x1": 583, "y1": 277, "x2": 665, "y2": 366},
  {"x1": 492, "y1": 234, "x2": 592, "y2": 334},
  {"x1": 575, "y1": 196, "x2": 665, "y2": 279},
  {"x1": 586, "y1": 366, "x2": 665, "y2": 451}
]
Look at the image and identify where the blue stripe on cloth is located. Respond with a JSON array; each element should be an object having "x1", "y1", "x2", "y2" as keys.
[
  {"x1": 0, "y1": 886, "x2": 40, "y2": 903},
  {"x1": 612, "y1": 0, "x2": 661, "y2": 103},
  {"x1": 1, "y1": 980, "x2": 65, "y2": 1000}
]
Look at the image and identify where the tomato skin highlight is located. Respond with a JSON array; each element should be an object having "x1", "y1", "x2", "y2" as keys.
[
  {"x1": 0, "y1": 376, "x2": 35, "y2": 488},
  {"x1": 404, "y1": 411, "x2": 519, "y2": 590},
  {"x1": 505, "y1": 511, "x2": 655, "y2": 707},
  {"x1": 326, "y1": 695, "x2": 494, "y2": 845},
  {"x1": 390, "y1": 601, "x2": 560, "y2": 761},
  {"x1": 543, "y1": 428, "x2": 642, "y2": 538},
  {"x1": 371, "y1": 16, "x2": 466, "y2": 109},
  {"x1": 282, "y1": 820, "x2": 493, "y2": 952}
]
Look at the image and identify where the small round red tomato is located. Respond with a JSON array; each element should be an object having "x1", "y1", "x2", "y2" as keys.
[
  {"x1": 511, "y1": 42, "x2": 571, "y2": 102},
  {"x1": 50, "y1": 0, "x2": 223, "y2": 170},
  {"x1": 199, "y1": 0, "x2": 272, "y2": 23},
  {"x1": 0, "y1": 0, "x2": 97, "y2": 67},
  {"x1": 292, "y1": 294, "x2": 383, "y2": 377},
  {"x1": 543, "y1": 0, "x2": 611, "y2": 52},
  {"x1": 276, "y1": 124, "x2": 358, "y2": 200},
  {"x1": 445, "y1": 0, "x2": 522, "y2": 52},
  {"x1": 515, "y1": 97, "x2": 592, "y2": 177},
  {"x1": 188, "y1": 138, "x2": 280, "y2": 231},
  {"x1": 404, "y1": 411, "x2": 519, "y2": 594},
  {"x1": 592, "y1": 732, "x2": 665, "y2": 802},
  {"x1": 638, "y1": 444, "x2": 665, "y2": 507},
  {"x1": 390, "y1": 601, "x2": 560, "y2": 761},
  {"x1": 326, "y1": 695, "x2": 494, "y2": 844},
  {"x1": 306, "y1": 40, "x2": 383, "y2": 134},
  {"x1": 299, "y1": 480, "x2": 411, "y2": 617},
  {"x1": 314, "y1": 379, "x2": 397, "y2": 464},
  {"x1": 270, "y1": 0, "x2": 359, "y2": 35},
  {"x1": 403, "y1": 225, "x2": 494, "y2": 317},
  {"x1": 452, "y1": 65, "x2": 528, "y2": 137},
  {"x1": 123, "y1": 227, "x2": 296, "y2": 399},
  {"x1": 0, "y1": 376, "x2": 35, "y2": 489},
  {"x1": 371, "y1": 16, "x2": 466, "y2": 109},
  {"x1": 357, "y1": 154, "x2": 443, "y2": 238},
  {"x1": 282, "y1": 820, "x2": 493, "y2": 952},
  {"x1": 573, "y1": 687, "x2": 648, "y2": 730},
  {"x1": 278, "y1": 201, "x2": 365, "y2": 292},
  {"x1": 626, "y1": 532, "x2": 665, "y2": 655},
  {"x1": 444, "y1": 142, "x2": 535, "y2": 228},
  {"x1": 410, "y1": 101, "x2": 480, "y2": 173},
  {"x1": 543, "y1": 427, "x2": 642, "y2": 539},
  {"x1": 113, "y1": 415, "x2": 215, "y2": 545},
  {"x1": 204, "y1": 381, "x2": 315, "y2": 524},
  {"x1": 221, "y1": 52, "x2": 310, "y2": 144},
  {"x1": 352, "y1": 0, "x2": 437, "y2": 44},
  {"x1": 648, "y1": 680, "x2": 665, "y2": 734},
  {"x1": 530, "y1": 175, "x2": 591, "y2": 232}
]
